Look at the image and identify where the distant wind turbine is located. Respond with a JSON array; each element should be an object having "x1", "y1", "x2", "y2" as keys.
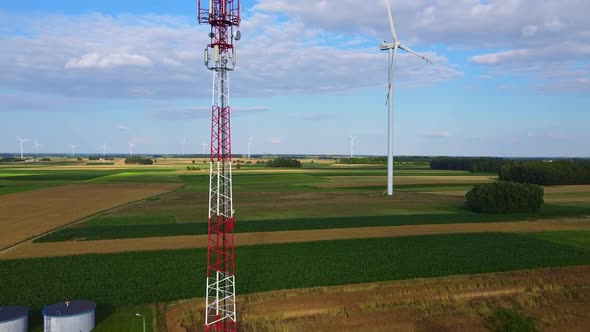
[
  {"x1": 202, "y1": 142, "x2": 208, "y2": 155},
  {"x1": 129, "y1": 143, "x2": 135, "y2": 157},
  {"x1": 17, "y1": 136, "x2": 29, "y2": 160},
  {"x1": 381, "y1": 0, "x2": 432, "y2": 195},
  {"x1": 103, "y1": 144, "x2": 108, "y2": 157},
  {"x1": 247, "y1": 137, "x2": 254, "y2": 159},
  {"x1": 33, "y1": 140, "x2": 41, "y2": 157},
  {"x1": 71, "y1": 145, "x2": 78, "y2": 157},
  {"x1": 350, "y1": 136, "x2": 357, "y2": 158},
  {"x1": 181, "y1": 138, "x2": 188, "y2": 156}
]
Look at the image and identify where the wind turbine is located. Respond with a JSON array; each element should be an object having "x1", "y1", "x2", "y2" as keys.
[
  {"x1": 129, "y1": 143, "x2": 135, "y2": 157},
  {"x1": 202, "y1": 142, "x2": 208, "y2": 155},
  {"x1": 181, "y1": 138, "x2": 188, "y2": 156},
  {"x1": 247, "y1": 137, "x2": 254, "y2": 159},
  {"x1": 71, "y1": 145, "x2": 78, "y2": 157},
  {"x1": 103, "y1": 144, "x2": 108, "y2": 157},
  {"x1": 381, "y1": 0, "x2": 432, "y2": 196},
  {"x1": 17, "y1": 136, "x2": 29, "y2": 160},
  {"x1": 350, "y1": 136, "x2": 357, "y2": 158},
  {"x1": 33, "y1": 140, "x2": 41, "y2": 158}
]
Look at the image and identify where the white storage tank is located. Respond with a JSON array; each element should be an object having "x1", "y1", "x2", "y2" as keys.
[
  {"x1": 0, "y1": 305, "x2": 28, "y2": 332},
  {"x1": 43, "y1": 300, "x2": 95, "y2": 332}
]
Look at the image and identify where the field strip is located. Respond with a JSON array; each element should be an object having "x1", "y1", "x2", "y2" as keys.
[
  {"x1": 166, "y1": 265, "x2": 590, "y2": 332},
  {"x1": 0, "y1": 183, "x2": 181, "y2": 252},
  {"x1": 4, "y1": 218, "x2": 590, "y2": 259}
]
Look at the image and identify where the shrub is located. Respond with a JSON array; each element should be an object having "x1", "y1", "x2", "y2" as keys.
[
  {"x1": 485, "y1": 308, "x2": 538, "y2": 332},
  {"x1": 466, "y1": 182, "x2": 544, "y2": 213},
  {"x1": 266, "y1": 157, "x2": 302, "y2": 168},
  {"x1": 186, "y1": 166, "x2": 200, "y2": 171}
]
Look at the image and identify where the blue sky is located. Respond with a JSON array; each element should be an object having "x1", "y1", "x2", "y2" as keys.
[{"x1": 1, "y1": 0, "x2": 589, "y2": 157}]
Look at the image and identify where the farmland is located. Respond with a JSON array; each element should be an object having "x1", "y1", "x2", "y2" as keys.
[
  {"x1": 2, "y1": 233, "x2": 590, "y2": 309},
  {"x1": 0, "y1": 182, "x2": 180, "y2": 250},
  {"x1": 1, "y1": 157, "x2": 590, "y2": 331}
]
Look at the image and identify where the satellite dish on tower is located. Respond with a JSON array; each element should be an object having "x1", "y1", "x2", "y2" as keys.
[{"x1": 233, "y1": 30, "x2": 241, "y2": 41}]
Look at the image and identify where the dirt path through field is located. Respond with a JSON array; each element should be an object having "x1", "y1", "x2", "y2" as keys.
[
  {"x1": 0, "y1": 183, "x2": 180, "y2": 251},
  {"x1": 3, "y1": 218, "x2": 590, "y2": 259},
  {"x1": 166, "y1": 265, "x2": 590, "y2": 331}
]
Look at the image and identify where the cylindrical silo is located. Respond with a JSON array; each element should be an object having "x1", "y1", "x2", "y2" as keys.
[
  {"x1": 0, "y1": 305, "x2": 28, "y2": 332},
  {"x1": 43, "y1": 300, "x2": 95, "y2": 332}
]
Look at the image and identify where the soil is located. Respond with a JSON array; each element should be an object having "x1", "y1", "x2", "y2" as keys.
[
  {"x1": 0, "y1": 183, "x2": 180, "y2": 251},
  {"x1": 165, "y1": 265, "x2": 590, "y2": 332}
]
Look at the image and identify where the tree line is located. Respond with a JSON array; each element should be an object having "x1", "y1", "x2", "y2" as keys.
[
  {"x1": 499, "y1": 161, "x2": 590, "y2": 186},
  {"x1": 430, "y1": 157, "x2": 503, "y2": 173}
]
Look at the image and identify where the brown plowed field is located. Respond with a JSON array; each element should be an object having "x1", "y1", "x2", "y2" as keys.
[
  {"x1": 4, "y1": 218, "x2": 590, "y2": 260},
  {"x1": 166, "y1": 265, "x2": 590, "y2": 331},
  {"x1": 0, "y1": 183, "x2": 180, "y2": 250}
]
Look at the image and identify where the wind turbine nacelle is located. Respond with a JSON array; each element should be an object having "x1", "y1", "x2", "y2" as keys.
[{"x1": 380, "y1": 41, "x2": 394, "y2": 50}]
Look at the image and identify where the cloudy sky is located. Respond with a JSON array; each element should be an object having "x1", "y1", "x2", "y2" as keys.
[{"x1": 0, "y1": 0, "x2": 588, "y2": 157}]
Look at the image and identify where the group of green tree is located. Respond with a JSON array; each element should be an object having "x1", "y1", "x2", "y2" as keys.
[
  {"x1": 266, "y1": 157, "x2": 302, "y2": 168},
  {"x1": 430, "y1": 157, "x2": 503, "y2": 173},
  {"x1": 466, "y1": 182, "x2": 544, "y2": 213},
  {"x1": 124, "y1": 157, "x2": 154, "y2": 165},
  {"x1": 499, "y1": 160, "x2": 590, "y2": 186}
]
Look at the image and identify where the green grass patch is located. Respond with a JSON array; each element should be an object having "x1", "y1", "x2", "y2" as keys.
[
  {"x1": 5, "y1": 233, "x2": 590, "y2": 308},
  {"x1": 526, "y1": 230, "x2": 590, "y2": 251},
  {"x1": 84, "y1": 215, "x2": 176, "y2": 227},
  {"x1": 35, "y1": 204, "x2": 590, "y2": 242}
]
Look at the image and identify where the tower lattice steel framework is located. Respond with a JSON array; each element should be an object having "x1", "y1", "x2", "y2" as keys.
[{"x1": 197, "y1": 1, "x2": 241, "y2": 331}]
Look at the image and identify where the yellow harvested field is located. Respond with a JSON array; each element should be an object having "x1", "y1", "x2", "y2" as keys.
[
  {"x1": 421, "y1": 184, "x2": 590, "y2": 202},
  {"x1": 4, "y1": 218, "x2": 590, "y2": 260},
  {"x1": 0, "y1": 183, "x2": 180, "y2": 250},
  {"x1": 319, "y1": 175, "x2": 495, "y2": 188}
]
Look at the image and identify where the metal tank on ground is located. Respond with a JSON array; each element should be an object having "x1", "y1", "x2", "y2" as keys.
[
  {"x1": 43, "y1": 300, "x2": 95, "y2": 332},
  {"x1": 0, "y1": 305, "x2": 28, "y2": 332}
]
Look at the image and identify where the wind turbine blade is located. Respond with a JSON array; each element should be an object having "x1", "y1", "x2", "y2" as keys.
[
  {"x1": 399, "y1": 44, "x2": 432, "y2": 64},
  {"x1": 384, "y1": 0, "x2": 398, "y2": 42}
]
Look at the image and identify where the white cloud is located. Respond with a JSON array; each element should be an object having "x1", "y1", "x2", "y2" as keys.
[
  {"x1": 65, "y1": 52, "x2": 152, "y2": 69},
  {"x1": 470, "y1": 49, "x2": 529, "y2": 65},
  {"x1": 423, "y1": 131, "x2": 450, "y2": 138},
  {"x1": 0, "y1": 11, "x2": 459, "y2": 101},
  {"x1": 521, "y1": 25, "x2": 539, "y2": 38},
  {"x1": 269, "y1": 138, "x2": 282, "y2": 144}
]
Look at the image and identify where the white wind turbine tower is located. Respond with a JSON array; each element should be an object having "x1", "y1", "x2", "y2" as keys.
[
  {"x1": 129, "y1": 143, "x2": 135, "y2": 157},
  {"x1": 381, "y1": 0, "x2": 432, "y2": 196},
  {"x1": 202, "y1": 142, "x2": 208, "y2": 155},
  {"x1": 33, "y1": 140, "x2": 41, "y2": 158},
  {"x1": 71, "y1": 145, "x2": 78, "y2": 157},
  {"x1": 247, "y1": 137, "x2": 254, "y2": 159},
  {"x1": 350, "y1": 136, "x2": 357, "y2": 158},
  {"x1": 181, "y1": 138, "x2": 188, "y2": 156},
  {"x1": 103, "y1": 144, "x2": 108, "y2": 157},
  {"x1": 17, "y1": 136, "x2": 29, "y2": 160}
]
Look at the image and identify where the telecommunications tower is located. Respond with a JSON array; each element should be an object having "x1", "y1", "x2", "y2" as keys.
[{"x1": 197, "y1": 1, "x2": 241, "y2": 331}]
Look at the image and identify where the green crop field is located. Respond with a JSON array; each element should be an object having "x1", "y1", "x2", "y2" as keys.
[
  {"x1": 526, "y1": 230, "x2": 590, "y2": 251},
  {"x1": 4, "y1": 233, "x2": 590, "y2": 309},
  {"x1": 35, "y1": 204, "x2": 590, "y2": 242}
]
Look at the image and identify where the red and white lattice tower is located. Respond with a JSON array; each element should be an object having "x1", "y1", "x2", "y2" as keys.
[{"x1": 197, "y1": 1, "x2": 241, "y2": 331}]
